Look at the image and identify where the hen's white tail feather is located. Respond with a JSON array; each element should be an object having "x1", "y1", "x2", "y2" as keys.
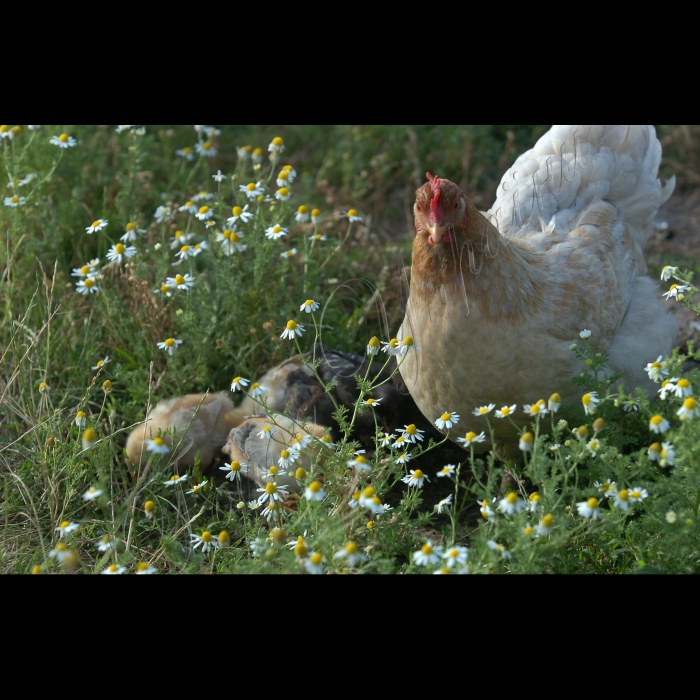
[{"x1": 489, "y1": 125, "x2": 675, "y2": 251}]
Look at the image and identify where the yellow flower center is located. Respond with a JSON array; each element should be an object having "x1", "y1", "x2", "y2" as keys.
[
  {"x1": 265, "y1": 483, "x2": 277, "y2": 495},
  {"x1": 529, "y1": 492, "x2": 540, "y2": 502},
  {"x1": 230, "y1": 231, "x2": 240, "y2": 242},
  {"x1": 11, "y1": 196, "x2": 19, "y2": 203},
  {"x1": 165, "y1": 338, "x2": 175, "y2": 347},
  {"x1": 294, "y1": 543, "x2": 308, "y2": 557},
  {"x1": 368, "y1": 336, "x2": 380, "y2": 349},
  {"x1": 412, "y1": 469, "x2": 424, "y2": 480},
  {"x1": 524, "y1": 526, "x2": 533, "y2": 536},
  {"x1": 501, "y1": 407, "x2": 511, "y2": 415},
  {"x1": 198, "y1": 206, "x2": 209, "y2": 215},
  {"x1": 77, "y1": 411, "x2": 86, "y2": 419},
  {"x1": 309, "y1": 481, "x2": 321, "y2": 493},
  {"x1": 365, "y1": 399, "x2": 376, "y2": 405},
  {"x1": 506, "y1": 492, "x2": 518, "y2": 504},
  {"x1": 228, "y1": 461, "x2": 241, "y2": 472},
  {"x1": 280, "y1": 450, "x2": 290, "y2": 460},
  {"x1": 582, "y1": 394, "x2": 592, "y2": 405},
  {"x1": 114, "y1": 243, "x2": 125, "y2": 255},
  {"x1": 272, "y1": 137, "x2": 283, "y2": 146},
  {"x1": 586, "y1": 497, "x2": 599, "y2": 509},
  {"x1": 108, "y1": 565, "x2": 118, "y2": 573},
  {"x1": 541, "y1": 514, "x2": 554, "y2": 527},
  {"x1": 631, "y1": 490, "x2": 641, "y2": 499},
  {"x1": 137, "y1": 562, "x2": 149, "y2": 572},
  {"x1": 405, "y1": 424, "x2": 417, "y2": 435},
  {"x1": 232, "y1": 206, "x2": 243, "y2": 217},
  {"x1": 278, "y1": 187, "x2": 289, "y2": 196},
  {"x1": 218, "y1": 531, "x2": 230, "y2": 544},
  {"x1": 354, "y1": 455, "x2": 367, "y2": 464},
  {"x1": 678, "y1": 379, "x2": 690, "y2": 389},
  {"x1": 617, "y1": 489, "x2": 629, "y2": 501},
  {"x1": 59, "y1": 133, "x2": 69, "y2": 143},
  {"x1": 310, "y1": 553, "x2": 322, "y2": 566},
  {"x1": 441, "y1": 412, "x2": 451, "y2": 421},
  {"x1": 253, "y1": 148, "x2": 263, "y2": 156},
  {"x1": 421, "y1": 544, "x2": 433, "y2": 555},
  {"x1": 521, "y1": 432, "x2": 534, "y2": 443},
  {"x1": 201, "y1": 531, "x2": 213, "y2": 542},
  {"x1": 577, "y1": 426, "x2": 589, "y2": 438},
  {"x1": 684, "y1": 398, "x2": 698, "y2": 410},
  {"x1": 202, "y1": 141, "x2": 212, "y2": 150},
  {"x1": 84, "y1": 278, "x2": 95, "y2": 288},
  {"x1": 278, "y1": 171, "x2": 288, "y2": 180},
  {"x1": 311, "y1": 208, "x2": 321, "y2": 217},
  {"x1": 83, "y1": 428, "x2": 97, "y2": 442},
  {"x1": 463, "y1": 431, "x2": 476, "y2": 442},
  {"x1": 388, "y1": 338, "x2": 399, "y2": 349},
  {"x1": 286, "y1": 320, "x2": 297, "y2": 330},
  {"x1": 362, "y1": 486, "x2": 376, "y2": 499},
  {"x1": 180, "y1": 245, "x2": 190, "y2": 254},
  {"x1": 650, "y1": 415, "x2": 663, "y2": 426},
  {"x1": 345, "y1": 542, "x2": 358, "y2": 555},
  {"x1": 0, "y1": 125, "x2": 7, "y2": 132},
  {"x1": 153, "y1": 437, "x2": 164, "y2": 446},
  {"x1": 295, "y1": 467, "x2": 307, "y2": 479},
  {"x1": 246, "y1": 183, "x2": 256, "y2": 191},
  {"x1": 160, "y1": 285, "x2": 171, "y2": 293},
  {"x1": 298, "y1": 205, "x2": 308, "y2": 214},
  {"x1": 348, "y1": 209, "x2": 358, "y2": 217},
  {"x1": 173, "y1": 275, "x2": 186, "y2": 286},
  {"x1": 144, "y1": 500, "x2": 155, "y2": 512},
  {"x1": 651, "y1": 362, "x2": 662, "y2": 369},
  {"x1": 649, "y1": 442, "x2": 661, "y2": 453},
  {"x1": 60, "y1": 521, "x2": 70, "y2": 529}
]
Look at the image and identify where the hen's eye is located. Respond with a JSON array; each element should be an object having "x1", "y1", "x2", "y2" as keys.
[
  {"x1": 416, "y1": 205, "x2": 422, "y2": 212},
  {"x1": 454, "y1": 201, "x2": 459, "y2": 210}
]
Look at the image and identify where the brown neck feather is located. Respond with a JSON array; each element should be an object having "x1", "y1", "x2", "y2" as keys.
[{"x1": 410, "y1": 202, "x2": 547, "y2": 319}]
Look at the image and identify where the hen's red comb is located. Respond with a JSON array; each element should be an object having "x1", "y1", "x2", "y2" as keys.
[{"x1": 426, "y1": 172, "x2": 441, "y2": 221}]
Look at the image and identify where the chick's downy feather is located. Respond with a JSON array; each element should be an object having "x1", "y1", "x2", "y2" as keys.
[{"x1": 399, "y1": 125, "x2": 678, "y2": 447}]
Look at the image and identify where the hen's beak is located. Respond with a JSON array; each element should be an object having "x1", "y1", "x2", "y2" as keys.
[{"x1": 428, "y1": 224, "x2": 453, "y2": 245}]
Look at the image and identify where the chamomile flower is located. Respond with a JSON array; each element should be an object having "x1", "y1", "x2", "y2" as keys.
[
  {"x1": 268, "y1": 136, "x2": 285, "y2": 154},
  {"x1": 195, "y1": 205, "x2": 213, "y2": 221},
  {"x1": 436, "y1": 495, "x2": 453, "y2": 514},
  {"x1": 106, "y1": 243, "x2": 136, "y2": 264},
  {"x1": 458, "y1": 430, "x2": 486, "y2": 447},
  {"x1": 401, "y1": 469, "x2": 430, "y2": 488},
  {"x1": 666, "y1": 511, "x2": 678, "y2": 524},
  {"x1": 435, "y1": 411, "x2": 459, "y2": 430},
  {"x1": 135, "y1": 562, "x2": 157, "y2": 574},
  {"x1": 175, "y1": 146, "x2": 194, "y2": 161},
  {"x1": 240, "y1": 181, "x2": 264, "y2": 199},
  {"x1": 192, "y1": 242, "x2": 208, "y2": 256},
  {"x1": 524, "y1": 402, "x2": 549, "y2": 418},
  {"x1": 487, "y1": 541, "x2": 513, "y2": 560},
  {"x1": 83, "y1": 487, "x2": 103, "y2": 501},
  {"x1": 258, "y1": 425, "x2": 276, "y2": 440},
  {"x1": 264, "y1": 224, "x2": 287, "y2": 240},
  {"x1": 275, "y1": 187, "x2": 291, "y2": 201},
  {"x1": 576, "y1": 497, "x2": 602, "y2": 520},
  {"x1": 579, "y1": 329, "x2": 592, "y2": 339},
  {"x1": 399, "y1": 336, "x2": 417, "y2": 354},
  {"x1": 347, "y1": 455, "x2": 371, "y2": 473},
  {"x1": 230, "y1": 376, "x2": 250, "y2": 392},
  {"x1": 377, "y1": 432, "x2": 394, "y2": 448},
  {"x1": 547, "y1": 393, "x2": 561, "y2": 412},
  {"x1": 361, "y1": 398, "x2": 381, "y2": 407},
  {"x1": 220, "y1": 460, "x2": 249, "y2": 482},
  {"x1": 645, "y1": 356, "x2": 669, "y2": 382},
  {"x1": 121, "y1": 222, "x2": 146, "y2": 242},
  {"x1": 367, "y1": 337, "x2": 380, "y2": 355},
  {"x1": 586, "y1": 438, "x2": 601, "y2": 457},
  {"x1": 280, "y1": 248, "x2": 297, "y2": 259},
  {"x1": 479, "y1": 499, "x2": 495, "y2": 520},
  {"x1": 280, "y1": 319, "x2": 305, "y2": 340},
  {"x1": 413, "y1": 540, "x2": 443, "y2": 566},
  {"x1": 76, "y1": 278, "x2": 99, "y2": 294},
  {"x1": 345, "y1": 209, "x2": 363, "y2": 223},
  {"x1": 443, "y1": 545, "x2": 468, "y2": 568},
  {"x1": 256, "y1": 481, "x2": 289, "y2": 505},
  {"x1": 248, "y1": 382, "x2": 267, "y2": 398},
  {"x1": 168, "y1": 230, "x2": 192, "y2": 250},
  {"x1": 157, "y1": 337, "x2": 182, "y2": 355},
  {"x1": 663, "y1": 284, "x2": 690, "y2": 300},
  {"x1": 536, "y1": 514, "x2": 554, "y2": 536},
  {"x1": 647, "y1": 442, "x2": 662, "y2": 462},
  {"x1": 82, "y1": 428, "x2": 98, "y2": 450},
  {"x1": 402, "y1": 424, "x2": 425, "y2": 443},
  {"x1": 581, "y1": 391, "x2": 600, "y2": 415},
  {"x1": 676, "y1": 396, "x2": 700, "y2": 420},
  {"x1": 293, "y1": 205, "x2": 311, "y2": 223},
  {"x1": 227, "y1": 204, "x2": 253, "y2": 225},
  {"x1": 179, "y1": 200, "x2": 198, "y2": 215},
  {"x1": 436, "y1": 464, "x2": 456, "y2": 478},
  {"x1": 75, "y1": 411, "x2": 87, "y2": 428},
  {"x1": 193, "y1": 190, "x2": 214, "y2": 202},
  {"x1": 146, "y1": 437, "x2": 170, "y2": 454},
  {"x1": 191, "y1": 531, "x2": 216, "y2": 552},
  {"x1": 473, "y1": 404, "x2": 496, "y2": 417},
  {"x1": 381, "y1": 338, "x2": 401, "y2": 355},
  {"x1": 660, "y1": 442, "x2": 675, "y2": 467},
  {"x1": 304, "y1": 481, "x2": 326, "y2": 502},
  {"x1": 396, "y1": 452, "x2": 412, "y2": 465},
  {"x1": 175, "y1": 245, "x2": 196, "y2": 261},
  {"x1": 610, "y1": 488, "x2": 631, "y2": 511},
  {"x1": 311, "y1": 209, "x2": 322, "y2": 224},
  {"x1": 154, "y1": 205, "x2": 172, "y2": 223},
  {"x1": 164, "y1": 474, "x2": 187, "y2": 486},
  {"x1": 85, "y1": 219, "x2": 108, "y2": 235},
  {"x1": 519, "y1": 432, "x2": 534, "y2": 451},
  {"x1": 164, "y1": 273, "x2": 194, "y2": 291},
  {"x1": 303, "y1": 552, "x2": 326, "y2": 575},
  {"x1": 660, "y1": 265, "x2": 678, "y2": 281},
  {"x1": 527, "y1": 492, "x2": 541, "y2": 512},
  {"x1": 300, "y1": 299, "x2": 320, "y2": 313},
  {"x1": 628, "y1": 487, "x2": 649, "y2": 503},
  {"x1": 95, "y1": 534, "x2": 118, "y2": 552},
  {"x1": 498, "y1": 491, "x2": 526, "y2": 515},
  {"x1": 186, "y1": 481, "x2": 209, "y2": 495},
  {"x1": 649, "y1": 415, "x2": 670, "y2": 433},
  {"x1": 212, "y1": 169, "x2": 226, "y2": 182},
  {"x1": 55, "y1": 521, "x2": 79, "y2": 538},
  {"x1": 91, "y1": 356, "x2": 111, "y2": 371},
  {"x1": 102, "y1": 564, "x2": 127, "y2": 575},
  {"x1": 278, "y1": 449, "x2": 298, "y2": 470},
  {"x1": 4, "y1": 195, "x2": 26, "y2": 207},
  {"x1": 195, "y1": 141, "x2": 217, "y2": 157},
  {"x1": 50, "y1": 133, "x2": 76, "y2": 148},
  {"x1": 495, "y1": 404, "x2": 517, "y2": 418},
  {"x1": 334, "y1": 542, "x2": 367, "y2": 567}
]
